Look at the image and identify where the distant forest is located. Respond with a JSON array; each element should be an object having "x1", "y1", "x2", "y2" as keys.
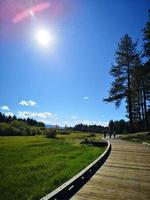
[
  {"x1": 71, "y1": 119, "x2": 137, "y2": 135},
  {"x1": 104, "y1": 10, "x2": 150, "y2": 133},
  {"x1": 71, "y1": 123, "x2": 108, "y2": 133},
  {"x1": 0, "y1": 112, "x2": 45, "y2": 127},
  {"x1": 0, "y1": 112, "x2": 45, "y2": 136}
]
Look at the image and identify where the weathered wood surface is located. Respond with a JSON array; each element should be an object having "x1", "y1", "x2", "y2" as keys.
[{"x1": 71, "y1": 139, "x2": 150, "y2": 200}]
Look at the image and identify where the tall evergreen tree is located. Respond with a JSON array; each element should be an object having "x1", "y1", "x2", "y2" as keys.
[
  {"x1": 131, "y1": 64, "x2": 144, "y2": 131},
  {"x1": 143, "y1": 10, "x2": 150, "y2": 59},
  {"x1": 141, "y1": 63, "x2": 150, "y2": 130},
  {"x1": 104, "y1": 34, "x2": 140, "y2": 132},
  {"x1": 142, "y1": 9, "x2": 150, "y2": 130},
  {"x1": 108, "y1": 120, "x2": 114, "y2": 135}
]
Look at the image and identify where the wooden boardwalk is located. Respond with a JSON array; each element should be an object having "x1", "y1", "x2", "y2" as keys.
[{"x1": 71, "y1": 139, "x2": 150, "y2": 200}]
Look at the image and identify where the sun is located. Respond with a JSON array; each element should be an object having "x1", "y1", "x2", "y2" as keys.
[{"x1": 35, "y1": 29, "x2": 53, "y2": 47}]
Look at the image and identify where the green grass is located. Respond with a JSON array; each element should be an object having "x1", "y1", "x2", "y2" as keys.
[
  {"x1": 119, "y1": 132, "x2": 150, "y2": 143},
  {"x1": 0, "y1": 132, "x2": 104, "y2": 200}
]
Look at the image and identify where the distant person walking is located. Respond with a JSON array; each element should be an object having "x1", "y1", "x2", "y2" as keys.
[
  {"x1": 109, "y1": 131, "x2": 112, "y2": 138},
  {"x1": 113, "y1": 131, "x2": 116, "y2": 139},
  {"x1": 104, "y1": 131, "x2": 106, "y2": 138}
]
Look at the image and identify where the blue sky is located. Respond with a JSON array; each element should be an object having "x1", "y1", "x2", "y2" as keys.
[{"x1": 0, "y1": 0, "x2": 150, "y2": 126}]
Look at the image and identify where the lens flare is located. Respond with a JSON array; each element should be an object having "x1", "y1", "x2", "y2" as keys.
[{"x1": 12, "y1": 2, "x2": 50, "y2": 23}]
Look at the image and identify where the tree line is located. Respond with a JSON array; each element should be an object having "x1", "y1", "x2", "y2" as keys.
[
  {"x1": 0, "y1": 112, "x2": 45, "y2": 127},
  {"x1": 0, "y1": 112, "x2": 46, "y2": 136},
  {"x1": 71, "y1": 123, "x2": 108, "y2": 133},
  {"x1": 104, "y1": 10, "x2": 150, "y2": 133}
]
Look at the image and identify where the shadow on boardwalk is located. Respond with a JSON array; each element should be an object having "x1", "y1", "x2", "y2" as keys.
[{"x1": 71, "y1": 139, "x2": 150, "y2": 200}]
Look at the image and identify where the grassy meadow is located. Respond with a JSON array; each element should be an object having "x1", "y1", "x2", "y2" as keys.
[
  {"x1": 0, "y1": 132, "x2": 104, "y2": 200},
  {"x1": 119, "y1": 132, "x2": 150, "y2": 143}
]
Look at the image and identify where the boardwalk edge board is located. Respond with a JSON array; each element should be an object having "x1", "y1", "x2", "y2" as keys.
[
  {"x1": 40, "y1": 140, "x2": 111, "y2": 200},
  {"x1": 143, "y1": 142, "x2": 150, "y2": 146}
]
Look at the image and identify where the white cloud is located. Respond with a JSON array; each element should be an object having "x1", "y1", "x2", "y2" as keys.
[
  {"x1": 36, "y1": 112, "x2": 53, "y2": 119},
  {"x1": 19, "y1": 101, "x2": 28, "y2": 106},
  {"x1": 63, "y1": 121, "x2": 69, "y2": 125},
  {"x1": 5, "y1": 112, "x2": 14, "y2": 117},
  {"x1": 16, "y1": 111, "x2": 60, "y2": 125},
  {"x1": 17, "y1": 111, "x2": 53, "y2": 119},
  {"x1": 82, "y1": 120, "x2": 91, "y2": 125},
  {"x1": 19, "y1": 100, "x2": 37, "y2": 106},
  {"x1": 97, "y1": 121, "x2": 109, "y2": 127},
  {"x1": 17, "y1": 111, "x2": 34, "y2": 118},
  {"x1": 1, "y1": 105, "x2": 10, "y2": 111},
  {"x1": 28, "y1": 100, "x2": 36, "y2": 106},
  {"x1": 56, "y1": 119, "x2": 108, "y2": 127},
  {"x1": 71, "y1": 116, "x2": 78, "y2": 119},
  {"x1": 83, "y1": 96, "x2": 88, "y2": 100}
]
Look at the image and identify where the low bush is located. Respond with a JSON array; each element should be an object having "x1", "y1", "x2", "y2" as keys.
[
  {"x1": 0, "y1": 121, "x2": 43, "y2": 136},
  {"x1": 60, "y1": 130, "x2": 70, "y2": 135},
  {"x1": 40, "y1": 127, "x2": 46, "y2": 131},
  {"x1": 45, "y1": 128, "x2": 57, "y2": 138},
  {"x1": 11, "y1": 120, "x2": 30, "y2": 136},
  {"x1": 0, "y1": 123, "x2": 21, "y2": 136},
  {"x1": 80, "y1": 138, "x2": 90, "y2": 145},
  {"x1": 88, "y1": 133, "x2": 96, "y2": 137}
]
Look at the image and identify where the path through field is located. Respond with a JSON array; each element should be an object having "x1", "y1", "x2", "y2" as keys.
[{"x1": 71, "y1": 139, "x2": 150, "y2": 200}]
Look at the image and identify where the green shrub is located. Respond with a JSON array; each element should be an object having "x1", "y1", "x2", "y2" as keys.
[
  {"x1": 45, "y1": 128, "x2": 57, "y2": 138},
  {"x1": 36, "y1": 127, "x2": 42, "y2": 135},
  {"x1": 11, "y1": 120, "x2": 27, "y2": 129},
  {"x1": 80, "y1": 138, "x2": 90, "y2": 145},
  {"x1": 0, "y1": 123, "x2": 21, "y2": 136},
  {"x1": 60, "y1": 130, "x2": 70, "y2": 135},
  {"x1": 30, "y1": 127, "x2": 37, "y2": 136},
  {"x1": 88, "y1": 133, "x2": 96, "y2": 137},
  {"x1": 0, "y1": 121, "x2": 44, "y2": 136},
  {"x1": 11, "y1": 120, "x2": 31, "y2": 135},
  {"x1": 29, "y1": 127, "x2": 42, "y2": 136},
  {"x1": 40, "y1": 127, "x2": 46, "y2": 131}
]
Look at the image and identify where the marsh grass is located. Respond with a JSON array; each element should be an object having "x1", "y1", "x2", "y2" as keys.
[
  {"x1": 0, "y1": 132, "x2": 104, "y2": 200},
  {"x1": 119, "y1": 132, "x2": 150, "y2": 143}
]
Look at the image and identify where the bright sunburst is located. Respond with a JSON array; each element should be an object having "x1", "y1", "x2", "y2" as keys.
[{"x1": 35, "y1": 29, "x2": 54, "y2": 47}]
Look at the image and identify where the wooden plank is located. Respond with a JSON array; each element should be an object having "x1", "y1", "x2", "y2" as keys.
[{"x1": 71, "y1": 139, "x2": 150, "y2": 200}]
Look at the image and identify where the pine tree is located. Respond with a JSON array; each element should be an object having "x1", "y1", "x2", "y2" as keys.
[
  {"x1": 104, "y1": 34, "x2": 140, "y2": 132},
  {"x1": 131, "y1": 64, "x2": 144, "y2": 131},
  {"x1": 142, "y1": 63, "x2": 150, "y2": 130},
  {"x1": 142, "y1": 10, "x2": 150, "y2": 130},
  {"x1": 143, "y1": 10, "x2": 150, "y2": 59}
]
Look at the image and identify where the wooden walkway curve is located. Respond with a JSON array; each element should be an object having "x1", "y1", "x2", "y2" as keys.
[{"x1": 71, "y1": 139, "x2": 150, "y2": 200}]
